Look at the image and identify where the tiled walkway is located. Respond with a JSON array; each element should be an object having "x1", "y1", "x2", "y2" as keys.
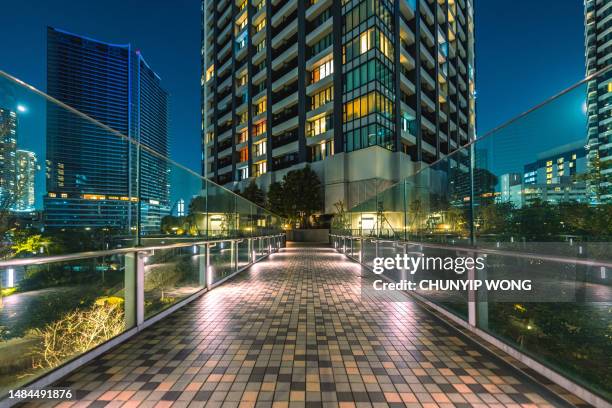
[{"x1": 29, "y1": 244, "x2": 580, "y2": 407}]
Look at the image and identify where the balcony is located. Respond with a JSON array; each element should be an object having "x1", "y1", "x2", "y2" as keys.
[
  {"x1": 271, "y1": 43, "x2": 298, "y2": 71},
  {"x1": 271, "y1": 67, "x2": 298, "y2": 92},
  {"x1": 271, "y1": 0, "x2": 297, "y2": 27},
  {"x1": 272, "y1": 115, "x2": 298, "y2": 136},
  {"x1": 305, "y1": 15, "x2": 332, "y2": 46},
  {"x1": 271, "y1": 19, "x2": 298, "y2": 49}
]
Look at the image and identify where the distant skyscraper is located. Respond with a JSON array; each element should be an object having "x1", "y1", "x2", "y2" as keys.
[
  {"x1": 13, "y1": 150, "x2": 37, "y2": 212},
  {"x1": 584, "y1": 0, "x2": 612, "y2": 202},
  {"x1": 45, "y1": 27, "x2": 170, "y2": 234},
  {"x1": 0, "y1": 107, "x2": 17, "y2": 210},
  {"x1": 201, "y1": 0, "x2": 476, "y2": 211}
]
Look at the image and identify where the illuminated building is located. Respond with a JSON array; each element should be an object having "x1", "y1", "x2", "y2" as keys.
[
  {"x1": 13, "y1": 149, "x2": 38, "y2": 212},
  {"x1": 45, "y1": 27, "x2": 170, "y2": 233},
  {"x1": 0, "y1": 108, "x2": 17, "y2": 209},
  {"x1": 584, "y1": 0, "x2": 612, "y2": 202},
  {"x1": 201, "y1": 0, "x2": 476, "y2": 211}
]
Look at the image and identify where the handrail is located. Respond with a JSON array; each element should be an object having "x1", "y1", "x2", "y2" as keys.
[
  {"x1": 329, "y1": 234, "x2": 612, "y2": 269},
  {"x1": 0, "y1": 234, "x2": 285, "y2": 268}
]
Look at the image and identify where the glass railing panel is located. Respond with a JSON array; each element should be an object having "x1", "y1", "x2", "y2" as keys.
[
  {"x1": 471, "y1": 80, "x2": 610, "y2": 259},
  {"x1": 377, "y1": 182, "x2": 405, "y2": 239},
  {"x1": 205, "y1": 180, "x2": 237, "y2": 239},
  {"x1": 236, "y1": 196, "x2": 254, "y2": 238},
  {"x1": 146, "y1": 161, "x2": 206, "y2": 241},
  {"x1": 352, "y1": 238, "x2": 361, "y2": 261},
  {"x1": 0, "y1": 70, "x2": 285, "y2": 401},
  {"x1": 405, "y1": 148, "x2": 473, "y2": 246},
  {"x1": 237, "y1": 239, "x2": 251, "y2": 269},
  {"x1": 335, "y1": 65, "x2": 612, "y2": 400},
  {"x1": 361, "y1": 238, "x2": 376, "y2": 268},
  {"x1": 0, "y1": 70, "x2": 284, "y2": 260},
  {"x1": 209, "y1": 241, "x2": 235, "y2": 285},
  {"x1": 0, "y1": 72, "x2": 138, "y2": 255},
  {"x1": 478, "y1": 252, "x2": 611, "y2": 400},
  {"x1": 0, "y1": 254, "x2": 131, "y2": 396},
  {"x1": 252, "y1": 237, "x2": 261, "y2": 259},
  {"x1": 143, "y1": 245, "x2": 204, "y2": 318}
]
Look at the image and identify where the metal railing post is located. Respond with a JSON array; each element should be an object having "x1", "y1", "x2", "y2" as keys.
[
  {"x1": 231, "y1": 240, "x2": 236, "y2": 272},
  {"x1": 467, "y1": 250, "x2": 477, "y2": 327},
  {"x1": 248, "y1": 238, "x2": 253, "y2": 263},
  {"x1": 206, "y1": 243, "x2": 214, "y2": 290},
  {"x1": 198, "y1": 243, "x2": 208, "y2": 288},
  {"x1": 124, "y1": 250, "x2": 145, "y2": 328},
  {"x1": 124, "y1": 251, "x2": 137, "y2": 329}
]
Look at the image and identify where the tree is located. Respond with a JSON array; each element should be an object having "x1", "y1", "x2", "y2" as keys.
[
  {"x1": 146, "y1": 264, "x2": 182, "y2": 301},
  {"x1": 160, "y1": 215, "x2": 188, "y2": 235},
  {"x1": 282, "y1": 166, "x2": 323, "y2": 228},
  {"x1": 576, "y1": 154, "x2": 612, "y2": 202},
  {"x1": 11, "y1": 234, "x2": 50, "y2": 256},
  {"x1": 240, "y1": 181, "x2": 266, "y2": 207},
  {"x1": 267, "y1": 182, "x2": 286, "y2": 216},
  {"x1": 331, "y1": 200, "x2": 350, "y2": 232}
]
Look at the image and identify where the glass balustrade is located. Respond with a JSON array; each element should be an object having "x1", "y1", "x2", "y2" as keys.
[
  {"x1": 0, "y1": 70, "x2": 285, "y2": 398},
  {"x1": 332, "y1": 65, "x2": 612, "y2": 401}
]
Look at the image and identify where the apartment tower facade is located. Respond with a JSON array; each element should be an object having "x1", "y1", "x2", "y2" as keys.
[
  {"x1": 45, "y1": 27, "x2": 170, "y2": 234},
  {"x1": 202, "y1": 0, "x2": 475, "y2": 211},
  {"x1": 584, "y1": 0, "x2": 612, "y2": 202},
  {"x1": 0, "y1": 107, "x2": 17, "y2": 210}
]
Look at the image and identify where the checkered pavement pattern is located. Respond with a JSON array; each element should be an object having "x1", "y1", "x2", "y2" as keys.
[{"x1": 22, "y1": 243, "x2": 589, "y2": 408}]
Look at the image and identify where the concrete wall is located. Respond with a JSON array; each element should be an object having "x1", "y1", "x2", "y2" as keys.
[
  {"x1": 286, "y1": 229, "x2": 330, "y2": 242},
  {"x1": 228, "y1": 147, "x2": 420, "y2": 214}
]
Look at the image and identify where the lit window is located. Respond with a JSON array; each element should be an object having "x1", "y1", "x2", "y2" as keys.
[
  {"x1": 253, "y1": 141, "x2": 267, "y2": 157},
  {"x1": 311, "y1": 86, "x2": 333, "y2": 110},
  {"x1": 360, "y1": 30, "x2": 371, "y2": 53},
  {"x1": 311, "y1": 60, "x2": 334, "y2": 83},
  {"x1": 253, "y1": 161, "x2": 267, "y2": 176},
  {"x1": 206, "y1": 65, "x2": 215, "y2": 82}
]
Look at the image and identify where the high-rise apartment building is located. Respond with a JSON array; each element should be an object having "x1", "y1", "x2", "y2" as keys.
[
  {"x1": 201, "y1": 0, "x2": 475, "y2": 211},
  {"x1": 0, "y1": 107, "x2": 17, "y2": 210},
  {"x1": 45, "y1": 27, "x2": 170, "y2": 234},
  {"x1": 14, "y1": 149, "x2": 37, "y2": 212},
  {"x1": 584, "y1": 0, "x2": 612, "y2": 202}
]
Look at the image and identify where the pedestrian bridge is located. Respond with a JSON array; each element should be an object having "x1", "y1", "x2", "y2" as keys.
[
  {"x1": 3, "y1": 243, "x2": 597, "y2": 408},
  {"x1": 1, "y1": 63, "x2": 611, "y2": 408}
]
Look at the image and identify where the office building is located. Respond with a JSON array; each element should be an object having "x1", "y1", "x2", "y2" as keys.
[
  {"x1": 523, "y1": 141, "x2": 587, "y2": 186},
  {"x1": 518, "y1": 142, "x2": 588, "y2": 206},
  {"x1": 584, "y1": 0, "x2": 612, "y2": 202},
  {"x1": 13, "y1": 149, "x2": 37, "y2": 212},
  {"x1": 201, "y1": 0, "x2": 476, "y2": 211},
  {"x1": 0, "y1": 107, "x2": 17, "y2": 210},
  {"x1": 45, "y1": 27, "x2": 170, "y2": 234}
]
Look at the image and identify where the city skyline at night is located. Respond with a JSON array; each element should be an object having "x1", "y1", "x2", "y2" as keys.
[{"x1": 0, "y1": 1, "x2": 586, "y2": 196}]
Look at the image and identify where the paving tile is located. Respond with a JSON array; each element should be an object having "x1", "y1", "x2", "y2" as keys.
[{"x1": 21, "y1": 244, "x2": 590, "y2": 408}]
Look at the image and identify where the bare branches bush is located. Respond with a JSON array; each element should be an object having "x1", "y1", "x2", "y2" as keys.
[{"x1": 29, "y1": 297, "x2": 124, "y2": 369}]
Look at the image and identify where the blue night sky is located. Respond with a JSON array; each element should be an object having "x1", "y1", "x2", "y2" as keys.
[{"x1": 0, "y1": 0, "x2": 586, "y2": 205}]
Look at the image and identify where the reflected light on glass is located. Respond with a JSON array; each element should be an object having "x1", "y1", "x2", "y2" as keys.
[
  {"x1": 7, "y1": 268, "x2": 14, "y2": 288},
  {"x1": 207, "y1": 265, "x2": 213, "y2": 285},
  {"x1": 17, "y1": 105, "x2": 27, "y2": 113}
]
